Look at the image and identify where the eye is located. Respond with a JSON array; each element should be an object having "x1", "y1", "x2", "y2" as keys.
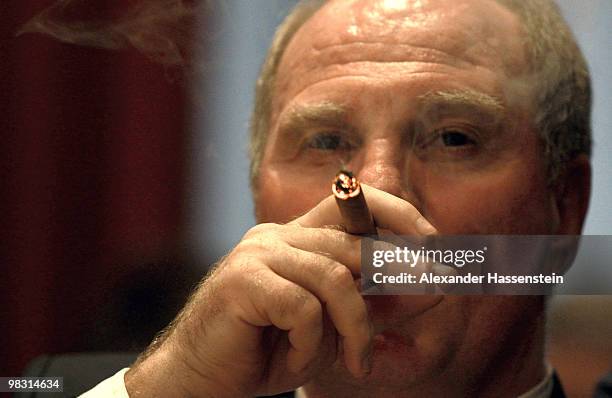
[
  {"x1": 439, "y1": 130, "x2": 475, "y2": 147},
  {"x1": 306, "y1": 132, "x2": 352, "y2": 151},
  {"x1": 417, "y1": 128, "x2": 477, "y2": 149},
  {"x1": 414, "y1": 127, "x2": 480, "y2": 161}
]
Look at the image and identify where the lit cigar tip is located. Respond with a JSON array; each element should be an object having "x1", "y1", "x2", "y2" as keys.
[{"x1": 332, "y1": 169, "x2": 361, "y2": 200}]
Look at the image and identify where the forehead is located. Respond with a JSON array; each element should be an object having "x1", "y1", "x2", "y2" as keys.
[
  {"x1": 272, "y1": 0, "x2": 528, "y2": 116},
  {"x1": 304, "y1": 0, "x2": 523, "y2": 44}
]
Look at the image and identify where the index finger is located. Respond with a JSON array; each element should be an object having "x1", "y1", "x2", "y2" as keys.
[{"x1": 293, "y1": 184, "x2": 436, "y2": 236}]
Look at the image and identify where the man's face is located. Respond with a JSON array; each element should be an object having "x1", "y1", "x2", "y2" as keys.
[{"x1": 256, "y1": 0, "x2": 558, "y2": 391}]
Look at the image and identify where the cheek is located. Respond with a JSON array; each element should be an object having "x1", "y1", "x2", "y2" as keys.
[
  {"x1": 422, "y1": 162, "x2": 554, "y2": 234},
  {"x1": 255, "y1": 167, "x2": 331, "y2": 224}
]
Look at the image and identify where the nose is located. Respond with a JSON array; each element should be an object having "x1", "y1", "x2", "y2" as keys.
[{"x1": 354, "y1": 139, "x2": 416, "y2": 203}]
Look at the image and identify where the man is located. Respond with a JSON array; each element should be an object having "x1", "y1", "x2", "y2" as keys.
[{"x1": 83, "y1": 0, "x2": 592, "y2": 396}]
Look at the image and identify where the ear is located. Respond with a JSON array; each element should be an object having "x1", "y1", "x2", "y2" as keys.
[{"x1": 552, "y1": 154, "x2": 591, "y2": 235}]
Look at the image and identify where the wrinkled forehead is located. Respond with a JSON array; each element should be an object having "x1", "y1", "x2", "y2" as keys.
[
  {"x1": 270, "y1": 0, "x2": 531, "y2": 123},
  {"x1": 280, "y1": 0, "x2": 528, "y2": 78}
]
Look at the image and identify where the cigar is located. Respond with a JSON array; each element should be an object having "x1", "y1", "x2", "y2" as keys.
[{"x1": 332, "y1": 170, "x2": 377, "y2": 235}]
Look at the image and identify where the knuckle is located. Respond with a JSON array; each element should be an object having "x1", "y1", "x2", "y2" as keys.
[
  {"x1": 220, "y1": 256, "x2": 265, "y2": 288},
  {"x1": 236, "y1": 225, "x2": 286, "y2": 257},
  {"x1": 231, "y1": 237, "x2": 270, "y2": 261},
  {"x1": 273, "y1": 284, "x2": 300, "y2": 317},
  {"x1": 243, "y1": 222, "x2": 278, "y2": 239},
  {"x1": 300, "y1": 297, "x2": 323, "y2": 324},
  {"x1": 274, "y1": 285, "x2": 310, "y2": 320},
  {"x1": 219, "y1": 259, "x2": 256, "y2": 289},
  {"x1": 232, "y1": 239, "x2": 260, "y2": 255},
  {"x1": 327, "y1": 265, "x2": 354, "y2": 289},
  {"x1": 231, "y1": 237, "x2": 290, "y2": 269},
  {"x1": 274, "y1": 301, "x2": 294, "y2": 322},
  {"x1": 243, "y1": 267, "x2": 270, "y2": 296}
]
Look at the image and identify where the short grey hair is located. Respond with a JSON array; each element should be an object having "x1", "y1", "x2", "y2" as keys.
[
  {"x1": 249, "y1": 0, "x2": 324, "y2": 191},
  {"x1": 249, "y1": 0, "x2": 591, "y2": 190},
  {"x1": 497, "y1": 0, "x2": 592, "y2": 181}
]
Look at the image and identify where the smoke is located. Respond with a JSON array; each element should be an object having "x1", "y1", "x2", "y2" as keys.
[{"x1": 17, "y1": 0, "x2": 215, "y2": 67}]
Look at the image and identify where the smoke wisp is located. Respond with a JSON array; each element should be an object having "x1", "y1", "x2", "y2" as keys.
[{"x1": 18, "y1": 0, "x2": 208, "y2": 67}]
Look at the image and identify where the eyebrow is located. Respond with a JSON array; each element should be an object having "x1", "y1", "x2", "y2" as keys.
[
  {"x1": 278, "y1": 101, "x2": 350, "y2": 134},
  {"x1": 417, "y1": 90, "x2": 506, "y2": 124},
  {"x1": 276, "y1": 90, "x2": 505, "y2": 136}
]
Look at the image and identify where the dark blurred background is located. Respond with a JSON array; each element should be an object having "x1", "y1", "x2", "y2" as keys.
[
  {"x1": 1, "y1": 1, "x2": 610, "y2": 398},
  {"x1": 1, "y1": 0, "x2": 198, "y2": 382}
]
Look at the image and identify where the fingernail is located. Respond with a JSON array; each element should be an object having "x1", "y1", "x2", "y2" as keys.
[{"x1": 416, "y1": 217, "x2": 436, "y2": 236}]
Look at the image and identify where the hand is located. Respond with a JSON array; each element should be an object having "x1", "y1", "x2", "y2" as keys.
[{"x1": 124, "y1": 185, "x2": 436, "y2": 397}]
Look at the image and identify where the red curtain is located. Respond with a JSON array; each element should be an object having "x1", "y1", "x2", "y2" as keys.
[{"x1": 1, "y1": 1, "x2": 189, "y2": 378}]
